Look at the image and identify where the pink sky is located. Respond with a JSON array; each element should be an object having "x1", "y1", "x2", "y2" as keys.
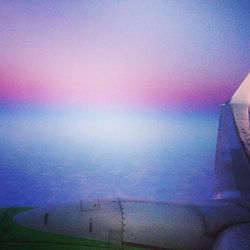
[{"x1": 0, "y1": 1, "x2": 249, "y2": 109}]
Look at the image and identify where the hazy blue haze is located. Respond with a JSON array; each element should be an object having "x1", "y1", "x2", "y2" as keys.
[{"x1": 0, "y1": 110, "x2": 217, "y2": 207}]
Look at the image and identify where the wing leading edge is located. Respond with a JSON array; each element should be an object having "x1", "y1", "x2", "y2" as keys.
[{"x1": 214, "y1": 73, "x2": 250, "y2": 199}]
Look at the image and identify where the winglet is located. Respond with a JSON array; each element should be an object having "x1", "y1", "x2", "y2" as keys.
[
  {"x1": 214, "y1": 72, "x2": 250, "y2": 200},
  {"x1": 230, "y1": 73, "x2": 250, "y2": 105}
]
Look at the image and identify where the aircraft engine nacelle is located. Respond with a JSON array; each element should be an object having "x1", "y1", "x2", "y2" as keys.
[
  {"x1": 213, "y1": 223, "x2": 250, "y2": 250},
  {"x1": 14, "y1": 199, "x2": 250, "y2": 250}
]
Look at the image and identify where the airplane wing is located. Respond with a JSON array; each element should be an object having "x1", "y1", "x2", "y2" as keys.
[{"x1": 214, "y1": 73, "x2": 250, "y2": 199}]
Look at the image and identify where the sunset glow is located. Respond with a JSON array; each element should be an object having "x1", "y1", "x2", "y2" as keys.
[{"x1": 1, "y1": 1, "x2": 249, "y2": 110}]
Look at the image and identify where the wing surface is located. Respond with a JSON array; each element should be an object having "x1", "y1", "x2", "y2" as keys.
[{"x1": 214, "y1": 73, "x2": 250, "y2": 199}]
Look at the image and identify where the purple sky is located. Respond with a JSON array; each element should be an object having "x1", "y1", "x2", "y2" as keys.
[
  {"x1": 1, "y1": 1, "x2": 249, "y2": 205},
  {"x1": 0, "y1": 1, "x2": 250, "y2": 110}
]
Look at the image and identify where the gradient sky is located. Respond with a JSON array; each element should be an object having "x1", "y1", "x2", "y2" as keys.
[{"x1": 0, "y1": 0, "x2": 250, "y2": 110}]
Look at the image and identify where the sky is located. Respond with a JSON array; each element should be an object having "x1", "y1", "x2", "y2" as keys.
[
  {"x1": 0, "y1": 110, "x2": 217, "y2": 206},
  {"x1": 0, "y1": 1, "x2": 249, "y2": 206},
  {"x1": 0, "y1": 0, "x2": 250, "y2": 110}
]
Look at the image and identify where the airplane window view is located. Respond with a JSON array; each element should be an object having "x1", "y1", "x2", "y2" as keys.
[{"x1": 0, "y1": 1, "x2": 250, "y2": 249}]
